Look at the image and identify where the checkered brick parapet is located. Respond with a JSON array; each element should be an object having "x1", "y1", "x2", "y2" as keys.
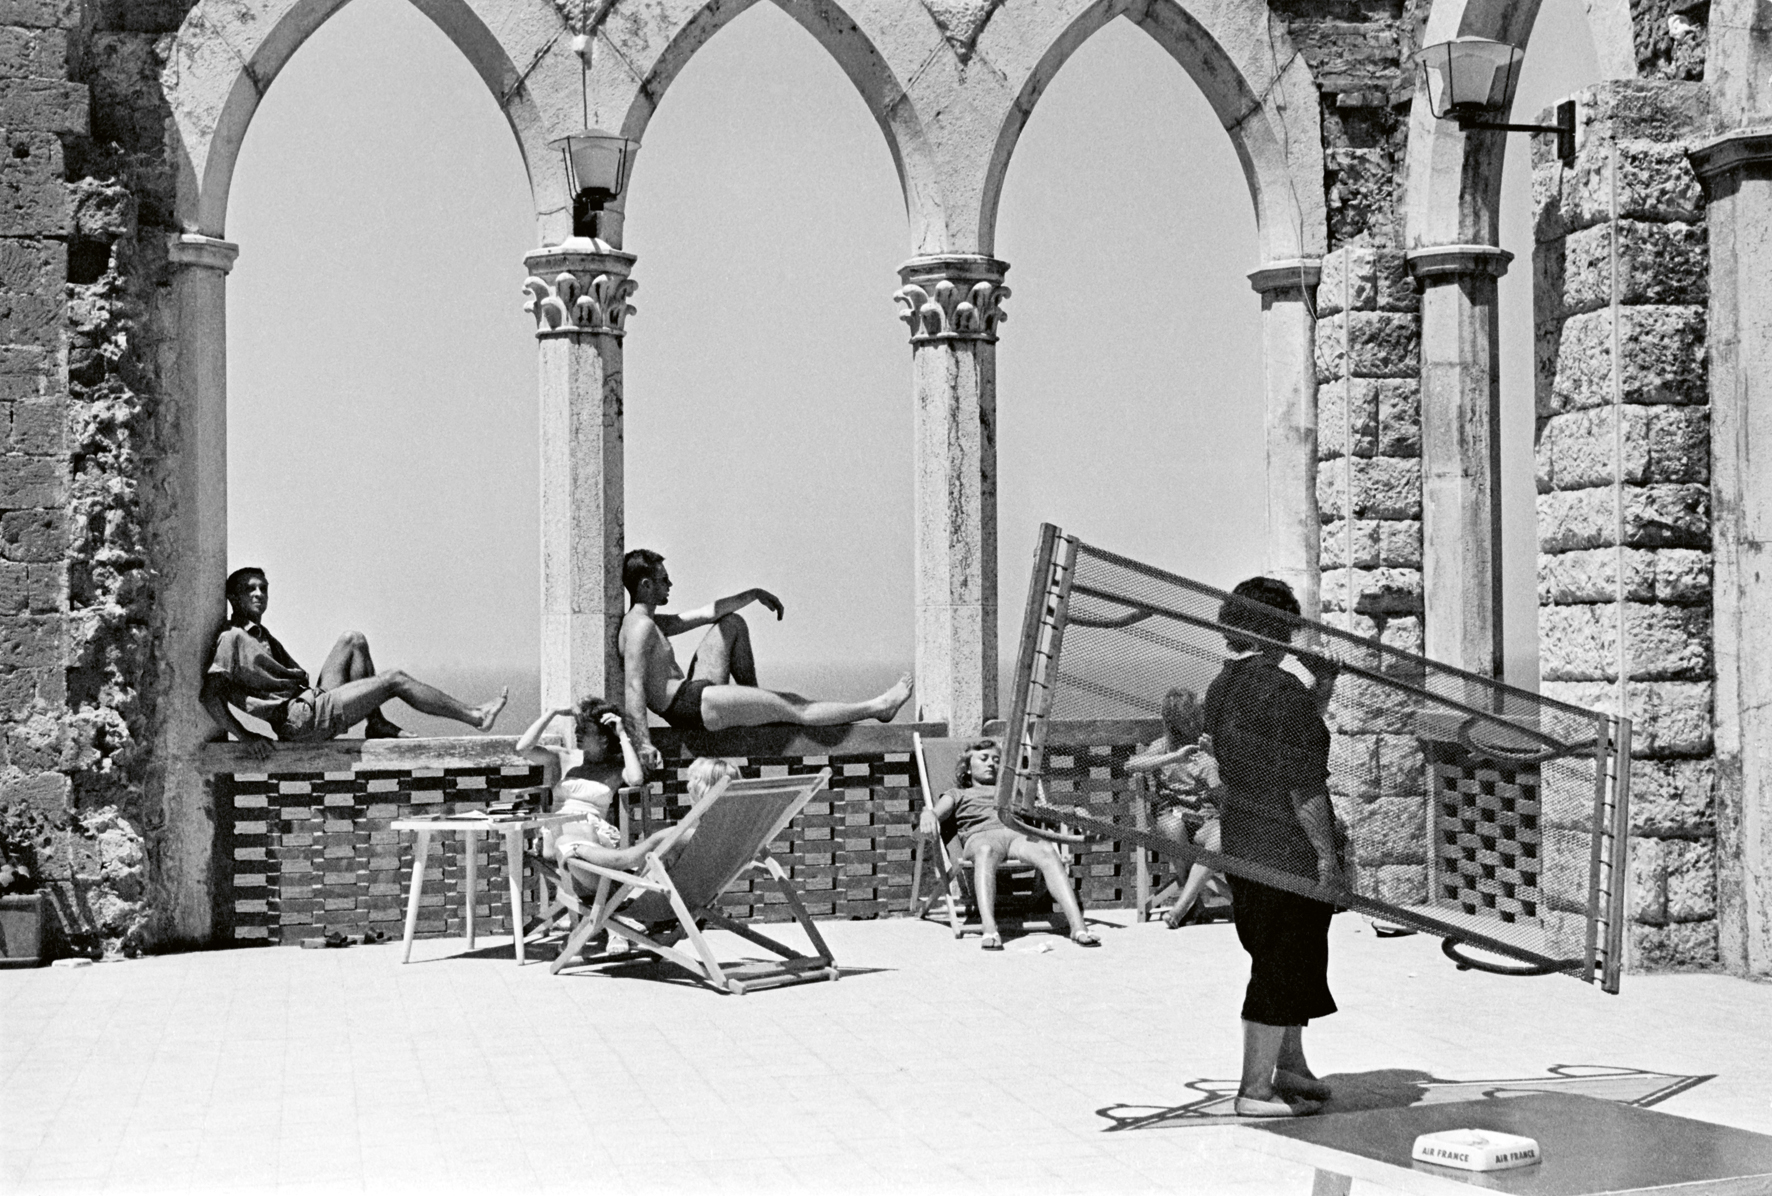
[{"x1": 202, "y1": 722, "x2": 1161, "y2": 945}]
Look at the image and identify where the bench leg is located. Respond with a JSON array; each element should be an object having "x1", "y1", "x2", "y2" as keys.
[{"x1": 1311, "y1": 1167, "x2": 1352, "y2": 1196}]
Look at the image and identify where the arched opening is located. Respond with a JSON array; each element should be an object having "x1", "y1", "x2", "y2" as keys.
[
  {"x1": 1499, "y1": 0, "x2": 1602, "y2": 688},
  {"x1": 226, "y1": 0, "x2": 538, "y2": 733},
  {"x1": 618, "y1": 1, "x2": 913, "y2": 704},
  {"x1": 994, "y1": 16, "x2": 1265, "y2": 678}
]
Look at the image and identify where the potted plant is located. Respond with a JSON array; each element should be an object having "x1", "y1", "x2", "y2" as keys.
[{"x1": 0, "y1": 806, "x2": 47, "y2": 967}]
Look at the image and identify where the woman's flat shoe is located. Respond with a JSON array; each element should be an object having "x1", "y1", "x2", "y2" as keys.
[
  {"x1": 1070, "y1": 930, "x2": 1102, "y2": 947},
  {"x1": 1234, "y1": 1094, "x2": 1321, "y2": 1118},
  {"x1": 980, "y1": 933, "x2": 1003, "y2": 951}
]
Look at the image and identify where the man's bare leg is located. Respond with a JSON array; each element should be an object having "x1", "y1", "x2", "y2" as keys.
[
  {"x1": 327, "y1": 671, "x2": 508, "y2": 733},
  {"x1": 1012, "y1": 839, "x2": 1097, "y2": 944},
  {"x1": 691, "y1": 614, "x2": 758, "y2": 686},
  {"x1": 970, "y1": 844, "x2": 1004, "y2": 948},
  {"x1": 698, "y1": 674, "x2": 912, "y2": 731},
  {"x1": 316, "y1": 631, "x2": 408, "y2": 737}
]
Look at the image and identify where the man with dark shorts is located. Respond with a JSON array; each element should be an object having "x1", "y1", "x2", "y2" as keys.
[
  {"x1": 919, "y1": 739, "x2": 1099, "y2": 949},
  {"x1": 1204, "y1": 576, "x2": 1345, "y2": 1118},
  {"x1": 617, "y1": 549, "x2": 912, "y2": 768},
  {"x1": 201, "y1": 567, "x2": 508, "y2": 759}
]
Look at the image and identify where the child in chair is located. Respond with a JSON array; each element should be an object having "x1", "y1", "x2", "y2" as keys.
[{"x1": 1126, "y1": 687, "x2": 1230, "y2": 927}]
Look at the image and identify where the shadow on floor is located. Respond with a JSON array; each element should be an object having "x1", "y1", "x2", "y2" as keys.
[{"x1": 1095, "y1": 1065, "x2": 1714, "y2": 1132}]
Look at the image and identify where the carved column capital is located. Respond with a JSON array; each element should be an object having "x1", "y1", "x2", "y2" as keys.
[
  {"x1": 168, "y1": 234, "x2": 239, "y2": 274},
  {"x1": 895, "y1": 254, "x2": 1010, "y2": 344},
  {"x1": 1406, "y1": 243, "x2": 1513, "y2": 281},
  {"x1": 523, "y1": 237, "x2": 638, "y2": 338}
]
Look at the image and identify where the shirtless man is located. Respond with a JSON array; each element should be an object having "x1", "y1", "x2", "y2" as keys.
[
  {"x1": 618, "y1": 549, "x2": 913, "y2": 767},
  {"x1": 202, "y1": 567, "x2": 508, "y2": 759}
]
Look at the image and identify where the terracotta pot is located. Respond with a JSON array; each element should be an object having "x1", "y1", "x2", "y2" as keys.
[{"x1": 0, "y1": 892, "x2": 45, "y2": 967}]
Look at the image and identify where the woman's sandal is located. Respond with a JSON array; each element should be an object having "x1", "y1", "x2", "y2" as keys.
[
  {"x1": 1164, "y1": 903, "x2": 1201, "y2": 930},
  {"x1": 1070, "y1": 930, "x2": 1102, "y2": 947},
  {"x1": 980, "y1": 933, "x2": 1004, "y2": 951}
]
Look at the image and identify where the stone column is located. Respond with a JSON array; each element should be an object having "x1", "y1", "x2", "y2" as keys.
[
  {"x1": 156, "y1": 233, "x2": 237, "y2": 946},
  {"x1": 1408, "y1": 244, "x2": 1511, "y2": 679},
  {"x1": 1536, "y1": 83, "x2": 1714, "y2": 972},
  {"x1": 895, "y1": 255, "x2": 1008, "y2": 737},
  {"x1": 523, "y1": 239, "x2": 636, "y2": 711},
  {"x1": 1693, "y1": 129, "x2": 1772, "y2": 977},
  {"x1": 1314, "y1": 247, "x2": 1424, "y2": 648},
  {"x1": 1249, "y1": 260, "x2": 1322, "y2": 620}
]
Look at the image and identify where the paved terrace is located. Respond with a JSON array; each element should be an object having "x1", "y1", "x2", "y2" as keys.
[{"x1": 4, "y1": 912, "x2": 1769, "y2": 1195}]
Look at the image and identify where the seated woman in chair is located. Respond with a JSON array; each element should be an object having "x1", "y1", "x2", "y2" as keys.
[
  {"x1": 515, "y1": 698, "x2": 687, "y2": 870},
  {"x1": 919, "y1": 739, "x2": 1100, "y2": 950},
  {"x1": 1127, "y1": 687, "x2": 1231, "y2": 928}
]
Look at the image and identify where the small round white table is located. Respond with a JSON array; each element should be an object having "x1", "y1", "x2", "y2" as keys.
[{"x1": 392, "y1": 812, "x2": 573, "y2": 964}]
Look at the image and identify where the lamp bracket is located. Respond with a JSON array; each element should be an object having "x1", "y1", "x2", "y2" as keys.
[{"x1": 1454, "y1": 99, "x2": 1578, "y2": 165}]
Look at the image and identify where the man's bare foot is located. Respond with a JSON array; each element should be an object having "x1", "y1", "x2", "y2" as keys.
[
  {"x1": 874, "y1": 674, "x2": 914, "y2": 723},
  {"x1": 472, "y1": 687, "x2": 509, "y2": 732}
]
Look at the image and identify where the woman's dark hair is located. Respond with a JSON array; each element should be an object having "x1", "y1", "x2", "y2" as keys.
[
  {"x1": 955, "y1": 739, "x2": 1000, "y2": 786},
  {"x1": 573, "y1": 697, "x2": 629, "y2": 762},
  {"x1": 1219, "y1": 576, "x2": 1300, "y2": 653},
  {"x1": 1160, "y1": 688, "x2": 1204, "y2": 745}
]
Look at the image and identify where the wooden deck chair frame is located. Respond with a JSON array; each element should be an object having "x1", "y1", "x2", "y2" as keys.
[
  {"x1": 908, "y1": 733, "x2": 1068, "y2": 938},
  {"x1": 549, "y1": 769, "x2": 839, "y2": 995}
]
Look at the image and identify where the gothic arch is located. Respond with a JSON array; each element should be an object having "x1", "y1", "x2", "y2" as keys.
[
  {"x1": 164, "y1": 0, "x2": 566, "y2": 239},
  {"x1": 1402, "y1": 0, "x2": 1636, "y2": 248},
  {"x1": 979, "y1": 0, "x2": 1326, "y2": 263}
]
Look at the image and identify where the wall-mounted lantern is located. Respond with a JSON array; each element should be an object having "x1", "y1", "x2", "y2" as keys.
[
  {"x1": 1418, "y1": 36, "x2": 1576, "y2": 165},
  {"x1": 550, "y1": 127, "x2": 638, "y2": 239}
]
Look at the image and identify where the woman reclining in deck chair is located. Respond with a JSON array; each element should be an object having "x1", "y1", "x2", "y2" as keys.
[
  {"x1": 515, "y1": 698, "x2": 691, "y2": 872},
  {"x1": 919, "y1": 739, "x2": 1101, "y2": 950}
]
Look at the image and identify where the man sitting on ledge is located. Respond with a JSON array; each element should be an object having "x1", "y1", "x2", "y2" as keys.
[
  {"x1": 618, "y1": 548, "x2": 912, "y2": 769},
  {"x1": 201, "y1": 567, "x2": 508, "y2": 760}
]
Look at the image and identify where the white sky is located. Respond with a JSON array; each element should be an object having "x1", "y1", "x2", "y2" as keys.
[{"x1": 224, "y1": 0, "x2": 1598, "y2": 711}]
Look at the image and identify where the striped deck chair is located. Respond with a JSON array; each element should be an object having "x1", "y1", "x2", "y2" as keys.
[{"x1": 549, "y1": 769, "x2": 839, "y2": 995}]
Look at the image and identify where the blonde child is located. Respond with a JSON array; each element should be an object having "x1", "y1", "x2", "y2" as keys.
[{"x1": 1126, "y1": 687, "x2": 1229, "y2": 928}]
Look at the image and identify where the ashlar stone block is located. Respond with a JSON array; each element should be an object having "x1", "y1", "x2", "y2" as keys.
[
  {"x1": 1630, "y1": 919, "x2": 1718, "y2": 968},
  {"x1": 1537, "y1": 406, "x2": 1709, "y2": 490},
  {"x1": 1375, "y1": 379, "x2": 1421, "y2": 457},
  {"x1": 1553, "y1": 221, "x2": 1707, "y2": 317},
  {"x1": 1537, "y1": 484, "x2": 1709, "y2": 552},
  {"x1": 1630, "y1": 757, "x2": 1714, "y2": 836},
  {"x1": 1317, "y1": 379, "x2": 1377, "y2": 459},
  {"x1": 1538, "y1": 547, "x2": 1712, "y2": 605},
  {"x1": 1545, "y1": 306, "x2": 1707, "y2": 412},
  {"x1": 1538, "y1": 679, "x2": 1713, "y2": 756},
  {"x1": 1538, "y1": 601, "x2": 1711, "y2": 682}
]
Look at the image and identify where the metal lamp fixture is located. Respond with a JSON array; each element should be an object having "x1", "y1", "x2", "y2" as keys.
[
  {"x1": 550, "y1": 127, "x2": 638, "y2": 236},
  {"x1": 1418, "y1": 36, "x2": 1576, "y2": 164}
]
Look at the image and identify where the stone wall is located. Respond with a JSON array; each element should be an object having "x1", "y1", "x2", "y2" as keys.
[
  {"x1": 1532, "y1": 82, "x2": 1718, "y2": 968},
  {"x1": 1316, "y1": 244, "x2": 1425, "y2": 641},
  {"x1": 1, "y1": 0, "x2": 196, "y2": 958}
]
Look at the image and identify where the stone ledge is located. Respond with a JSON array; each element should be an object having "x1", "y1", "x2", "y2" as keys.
[{"x1": 199, "y1": 722, "x2": 957, "y2": 776}]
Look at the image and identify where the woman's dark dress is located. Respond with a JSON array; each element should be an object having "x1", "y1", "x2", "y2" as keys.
[{"x1": 1204, "y1": 653, "x2": 1338, "y2": 1027}]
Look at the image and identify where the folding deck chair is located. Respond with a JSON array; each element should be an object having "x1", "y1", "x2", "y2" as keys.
[
  {"x1": 548, "y1": 769, "x2": 839, "y2": 995},
  {"x1": 909, "y1": 733, "x2": 1069, "y2": 938}
]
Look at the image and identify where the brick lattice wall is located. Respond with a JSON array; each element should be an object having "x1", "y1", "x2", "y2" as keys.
[{"x1": 211, "y1": 731, "x2": 1151, "y2": 945}]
